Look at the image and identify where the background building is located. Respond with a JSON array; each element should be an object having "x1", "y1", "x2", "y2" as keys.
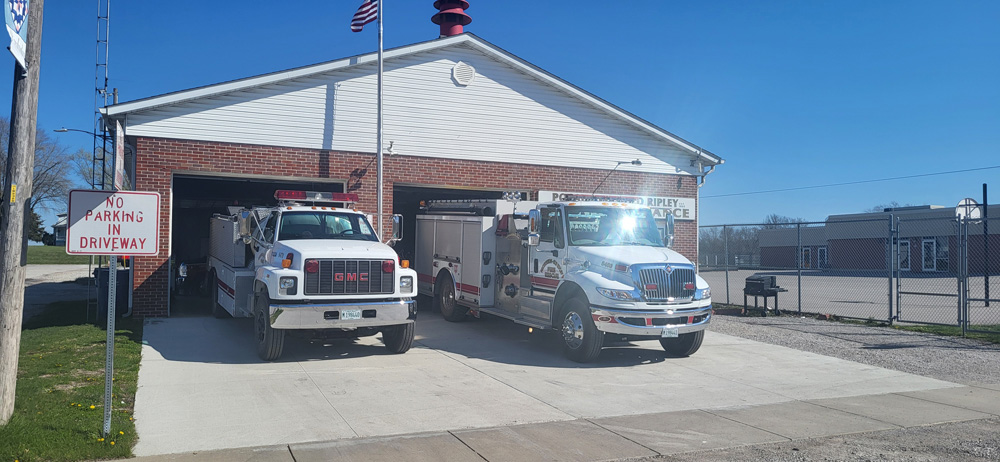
[{"x1": 759, "y1": 205, "x2": 999, "y2": 273}]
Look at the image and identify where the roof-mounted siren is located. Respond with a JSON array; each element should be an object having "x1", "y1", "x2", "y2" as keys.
[
  {"x1": 274, "y1": 190, "x2": 359, "y2": 207},
  {"x1": 432, "y1": 0, "x2": 472, "y2": 37}
]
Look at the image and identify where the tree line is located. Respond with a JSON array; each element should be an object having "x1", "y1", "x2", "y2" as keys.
[{"x1": 0, "y1": 116, "x2": 99, "y2": 244}]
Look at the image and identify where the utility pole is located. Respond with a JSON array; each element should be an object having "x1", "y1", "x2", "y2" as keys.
[{"x1": 0, "y1": 0, "x2": 44, "y2": 425}]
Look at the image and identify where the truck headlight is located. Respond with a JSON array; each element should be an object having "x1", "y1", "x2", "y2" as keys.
[
  {"x1": 695, "y1": 287, "x2": 711, "y2": 300},
  {"x1": 279, "y1": 277, "x2": 297, "y2": 296},
  {"x1": 400, "y1": 276, "x2": 414, "y2": 293},
  {"x1": 597, "y1": 287, "x2": 635, "y2": 301}
]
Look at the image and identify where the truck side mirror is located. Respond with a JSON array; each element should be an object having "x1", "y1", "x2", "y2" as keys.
[
  {"x1": 390, "y1": 214, "x2": 403, "y2": 241},
  {"x1": 663, "y1": 213, "x2": 675, "y2": 248},
  {"x1": 527, "y1": 209, "x2": 541, "y2": 246},
  {"x1": 239, "y1": 211, "x2": 253, "y2": 244}
]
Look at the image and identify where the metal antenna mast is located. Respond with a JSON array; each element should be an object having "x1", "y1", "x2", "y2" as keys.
[
  {"x1": 88, "y1": 0, "x2": 111, "y2": 322},
  {"x1": 94, "y1": 0, "x2": 110, "y2": 190}
]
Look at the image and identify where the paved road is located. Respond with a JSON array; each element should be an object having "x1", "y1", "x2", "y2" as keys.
[
  {"x1": 23, "y1": 264, "x2": 91, "y2": 321},
  {"x1": 132, "y1": 309, "x2": 963, "y2": 457}
]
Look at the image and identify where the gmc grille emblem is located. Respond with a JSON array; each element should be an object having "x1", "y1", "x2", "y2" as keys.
[{"x1": 335, "y1": 273, "x2": 369, "y2": 282}]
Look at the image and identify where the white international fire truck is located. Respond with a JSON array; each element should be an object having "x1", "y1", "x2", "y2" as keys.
[
  {"x1": 415, "y1": 192, "x2": 712, "y2": 362},
  {"x1": 208, "y1": 190, "x2": 418, "y2": 361}
]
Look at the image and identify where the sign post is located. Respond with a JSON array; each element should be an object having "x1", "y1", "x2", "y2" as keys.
[{"x1": 67, "y1": 189, "x2": 159, "y2": 436}]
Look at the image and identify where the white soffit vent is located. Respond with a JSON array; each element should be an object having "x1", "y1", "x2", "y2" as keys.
[{"x1": 452, "y1": 61, "x2": 476, "y2": 86}]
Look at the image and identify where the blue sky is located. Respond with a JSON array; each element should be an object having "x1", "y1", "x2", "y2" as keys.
[{"x1": 4, "y1": 1, "x2": 999, "y2": 228}]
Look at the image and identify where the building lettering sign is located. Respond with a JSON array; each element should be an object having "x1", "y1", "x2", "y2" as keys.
[
  {"x1": 66, "y1": 190, "x2": 160, "y2": 256},
  {"x1": 538, "y1": 190, "x2": 695, "y2": 221}
]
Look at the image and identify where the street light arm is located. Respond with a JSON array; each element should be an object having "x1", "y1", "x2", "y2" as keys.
[{"x1": 53, "y1": 127, "x2": 94, "y2": 136}]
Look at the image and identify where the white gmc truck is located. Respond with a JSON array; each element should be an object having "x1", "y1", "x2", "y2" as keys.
[
  {"x1": 208, "y1": 190, "x2": 418, "y2": 360},
  {"x1": 416, "y1": 193, "x2": 712, "y2": 363}
]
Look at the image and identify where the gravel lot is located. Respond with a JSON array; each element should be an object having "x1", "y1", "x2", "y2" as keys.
[
  {"x1": 625, "y1": 314, "x2": 1000, "y2": 461},
  {"x1": 652, "y1": 418, "x2": 1000, "y2": 462}
]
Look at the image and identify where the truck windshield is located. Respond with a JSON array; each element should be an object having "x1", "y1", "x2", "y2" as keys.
[
  {"x1": 565, "y1": 206, "x2": 663, "y2": 247},
  {"x1": 277, "y1": 212, "x2": 378, "y2": 242}
]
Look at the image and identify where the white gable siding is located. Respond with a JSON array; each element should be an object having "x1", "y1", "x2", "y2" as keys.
[{"x1": 126, "y1": 44, "x2": 697, "y2": 175}]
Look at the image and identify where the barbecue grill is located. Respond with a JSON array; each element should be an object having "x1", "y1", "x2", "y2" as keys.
[{"x1": 743, "y1": 275, "x2": 787, "y2": 316}]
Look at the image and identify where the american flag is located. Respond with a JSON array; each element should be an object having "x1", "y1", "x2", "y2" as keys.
[{"x1": 351, "y1": 0, "x2": 378, "y2": 32}]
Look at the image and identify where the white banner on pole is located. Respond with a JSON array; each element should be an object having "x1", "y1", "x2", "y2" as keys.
[
  {"x1": 4, "y1": 0, "x2": 28, "y2": 68},
  {"x1": 114, "y1": 121, "x2": 126, "y2": 191}
]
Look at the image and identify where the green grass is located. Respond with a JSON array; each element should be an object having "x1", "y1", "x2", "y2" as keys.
[
  {"x1": 0, "y1": 300, "x2": 142, "y2": 461},
  {"x1": 713, "y1": 303, "x2": 1000, "y2": 344},
  {"x1": 890, "y1": 324, "x2": 1000, "y2": 345},
  {"x1": 26, "y1": 246, "x2": 91, "y2": 265}
]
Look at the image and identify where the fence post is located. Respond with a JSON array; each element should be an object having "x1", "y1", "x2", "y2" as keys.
[
  {"x1": 724, "y1": 225, "x2": 730, "y2": 305},
  {"x1": 796, "y1": 223, "x2": 802, "y2": 315},
  {"x1": 895, "y1": 217, "x2": 901, "y2": 324},
  {"x1": 962, "y1": 218, "x2": 968, "y2": 336},
  {"x1": 887, "y1": 216, "x2": 894, "y2": 324},
  {"x1": 956, "y1": 217, "x2": 964, "y2": 331}
]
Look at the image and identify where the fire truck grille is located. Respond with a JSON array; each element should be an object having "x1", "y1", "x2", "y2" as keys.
[
  {"x1": 637, "y1": 267, "x2": 695, "y2": 302},
  {"x1": 305, "y1": 260, "x2": 394, "y2": 295}
]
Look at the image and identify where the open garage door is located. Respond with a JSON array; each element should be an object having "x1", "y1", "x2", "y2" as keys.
[
  {"x1": 170, "y1": 174, "x2": 344, "y2": 314},
  {"x1": 392, "y1": 184, "x2": 503, "y2": 275}
]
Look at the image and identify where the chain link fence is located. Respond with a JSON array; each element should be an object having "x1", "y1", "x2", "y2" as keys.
[
  {"x1": 699, "y1": 214, "x2": 1000, "y2": 334},
  {"x1": 700, "y1": 219, "x2": 892, "y2": 322},
  {"x1": 962, "y1": 215, "x2": 999, "y2": 334}
]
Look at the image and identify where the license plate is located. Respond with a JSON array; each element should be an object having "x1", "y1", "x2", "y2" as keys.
[
  {"x1": 661, "y1": 327, "x2": 679, "y2": 338},
  {"x1": 341, "y1": 309, "x2": 362, "y2": 321}
]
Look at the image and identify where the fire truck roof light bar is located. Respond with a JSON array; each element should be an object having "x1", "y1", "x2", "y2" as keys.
[{"x1": 274, "y1": 190, "x2": 359, "y2": 205}]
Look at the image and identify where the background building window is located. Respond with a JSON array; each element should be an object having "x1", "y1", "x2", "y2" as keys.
[{"x1": 935, "y1": 236, "x2": 949, "y2": 272}]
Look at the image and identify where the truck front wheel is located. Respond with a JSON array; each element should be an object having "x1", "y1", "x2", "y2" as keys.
[
  {"x1": 660, "y1": 330, "x2": 704, "y2": 357},
  {"x1": 254, "y1": 290, "x2": 285, "y2": 361},
  {"x1": 561, "y1": 298, "x2": 603, "y2": 363},
  {"x1": 435, "y1": 274, "x2": 468, "y2": 322},
  {"x1": 382, "y1": 322, "x2": 414, "y2": 354}
]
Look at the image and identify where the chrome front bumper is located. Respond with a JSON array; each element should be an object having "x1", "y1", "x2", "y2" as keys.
[
  {"x1": 268, "y1": 300, "x2": 416, "y2": 330},
  {"x1": 591, "y1": 304, "x2": 712, "y2": 336}
]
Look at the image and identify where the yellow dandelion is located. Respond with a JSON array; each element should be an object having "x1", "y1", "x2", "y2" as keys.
[
  {"x1": 98, "y1": 438, "x2": 104, "y2": 442},
  {"x1": 110, "y1": 441, "x2": 115, "y2": 446},
  {"x1": 89, "y1": 405, "x2": 95, "y2": 409},
  {"x1": 119, "y1": 431, "x2": 124, "y2": 435}
]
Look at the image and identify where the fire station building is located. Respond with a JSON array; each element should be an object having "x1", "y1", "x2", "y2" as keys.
[{"x1": 102, "y1": 31, "x2": 724, "y2": 317}]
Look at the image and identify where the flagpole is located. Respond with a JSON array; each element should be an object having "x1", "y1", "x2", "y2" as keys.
[{"x1": 376, "y1": 0, "x2": 384, "y2": 238}]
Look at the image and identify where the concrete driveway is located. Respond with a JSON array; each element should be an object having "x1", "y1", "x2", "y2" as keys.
[{"x1": 133, "y1": 309, "x2": 960, "y2": 456}]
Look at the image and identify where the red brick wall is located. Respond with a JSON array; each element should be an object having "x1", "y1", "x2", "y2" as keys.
[{"x1": 132, "y1": 137, "x2": 700, "y2": 317}]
